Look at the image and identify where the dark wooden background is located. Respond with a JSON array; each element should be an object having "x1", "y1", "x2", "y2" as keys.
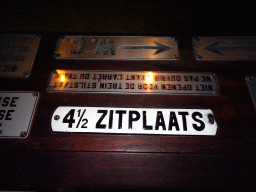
[{"x1": 0, "y1": 1, "x2": 256, "y2": 190}]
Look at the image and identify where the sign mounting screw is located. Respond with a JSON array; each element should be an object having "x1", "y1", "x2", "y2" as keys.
[
  {"x1": 47, "y1": 86, "x2": 53, "y2": 91},
  {"x1": 20, "y1": 131, "x2": 27, "y2": 137},
  {"x1": 23, "y1": 71, "x2": 30, "y2": 77},
  {"x1": 196, "y1": 55, "x2": 203, "y2": 59},
  {"x1": 207, "y1": 114, "x2": 215, "y2": 124},
  {"x1": 54, "y1": 115, "x2": 60, "y2": 121}
]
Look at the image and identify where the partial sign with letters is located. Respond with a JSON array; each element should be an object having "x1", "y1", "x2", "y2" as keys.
[
  {"x1": 54, "y1": 36, "x2": 178, "y2": 60},
  {"x1": 193, "y1": 36, "x2": 256, "y2": 60},
  {"x1": 51, "y1": 107, "x2": 217, "y2": 136},
  {"x1": 0, "y1": 34, "x2": 41, "y2": 77},
  {"x1": 0, "y1": 92, "x2": 38, "y2": 138},
  {"x1": 48, "y1": 70, "x2": 219, "y2": 95}
]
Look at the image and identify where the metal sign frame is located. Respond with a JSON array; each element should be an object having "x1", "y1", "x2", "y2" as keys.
[
  {"x1": 0, "y1": 34, "x2": 41, "y2": 77},
  {"x1": 54, "y1": 36, "x2": 179, "y2": 60},
  {"x1": 47, "y1": 70, "x2": 219, "y2": 95}
]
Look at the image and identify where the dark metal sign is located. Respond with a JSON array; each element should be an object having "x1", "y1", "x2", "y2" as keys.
[
  {"x1": 55, "y1": 36, "x2": 178, "y2": 60},
  {"x1": 0, "y1": 34, "x2": 41, "y2": 77},
  {"x1": 48, "y1": 70, "x2": 219, "y2": 95},
  {"x1": 52, "y1": 107, "x2": 217, "y2": 136},
  {"x1": 193, "y1": 36, "x2": 256, "y2": 60}
]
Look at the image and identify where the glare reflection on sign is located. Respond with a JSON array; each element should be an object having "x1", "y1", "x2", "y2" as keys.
[{"x1": 48, "y1": 70, "x2": 219, "y2": 95}]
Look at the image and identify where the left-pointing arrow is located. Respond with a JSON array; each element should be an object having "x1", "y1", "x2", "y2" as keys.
[
  {"x1": 120, "y1": 41, "x2": 172, "y2": 55},
  {"x1": 202, "y1": 41, "x2": 256, "y2": 56}
]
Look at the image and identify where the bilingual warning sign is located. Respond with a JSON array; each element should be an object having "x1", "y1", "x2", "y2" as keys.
[{"x1": 48, "y1": 70, "x2": 218, "y2": 95}]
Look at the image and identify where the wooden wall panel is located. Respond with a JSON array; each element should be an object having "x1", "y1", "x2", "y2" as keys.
[{"x1": 0, "y1": 35, "x2": 256, "y2": 190}]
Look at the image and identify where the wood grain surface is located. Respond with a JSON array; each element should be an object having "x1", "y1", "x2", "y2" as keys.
[{"x1": 0, "y1": 34, "x2": 256, "y2": 189}]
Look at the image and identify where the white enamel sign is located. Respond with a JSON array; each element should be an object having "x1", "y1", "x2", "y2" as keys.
[
  {"x1": 51, "y1": 107, "x2": 218, "y2": 136},
  {"x1": 0, "y1": 92, "x2": 38, "y2": 138}
]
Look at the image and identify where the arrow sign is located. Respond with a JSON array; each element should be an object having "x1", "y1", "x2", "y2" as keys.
[
  {"x1": 202, "y1": 41, "x2": 256, "y2": 56},
  {"x1": 56, "y1": 36, "x2": 178, "y2": 60},
  {"x1": 120, "y1": 41, "x2": 172, "y2": 55}
]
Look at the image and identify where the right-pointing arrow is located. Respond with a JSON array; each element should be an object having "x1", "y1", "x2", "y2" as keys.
[
  {"x1": 202, "y1": 41, "x2": 256, "y2": 55},
  {"x1": 120, "y1": 41, "x2": 172, "y2": 55}
]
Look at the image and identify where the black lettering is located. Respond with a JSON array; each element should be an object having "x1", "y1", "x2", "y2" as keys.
[
  {"x1": 125, "y1": 75, "x2": 130, "y2": 80},
  {"x1": 208, "y1": 85, "x2": 213, "y2": 91},
  {"x1": 10, "y1": 97, "x2": 19, "y2": 107},
  {"x1": 128, "y1": 111, "x2": 140, "y2": 129},
  {"x1": 143, "y1": 111, "x2": 153, "y2": 130},
  {"x1": 107, "y1": 74, "x2": 112, "y2": 80},
  {"x1": 116, "y1": 110, "x2": 126, "y2": 129},
  {"x1": 125, "y1": 83, "x2": 129, "y2": 89},
  {"x1": 98, "y1": 74, "x2": 102, "y2": 82},
  {"x1": 62, "y1": 109, "x2": 75, "y2": 128},
  {"x1": 155, "y1": 111, "x2": 166, "y2": 130},
  {"x1": 192, "y1": 112, "x2": 205, "y2": 131},
  {"x1": 18, "y1": 46, "x2": 29, "y2": 53},
  {"x1": 201, "y1": 76, "x2": 211, "y2": 82},
  {"x1": 86, "y1": 83, "x2": 91, "y2": 89},
  {"x1": 5, "y1": 110, "x2": 14, "y2": 120},
  {"x1": 168, "y1": 112, "x2": 179, "y2": 131},
  {"x1": 178, "y1": 112, "x2": 189, "y2": 131},
  {"x1": 108, "y1": 110, "x2": 113, "y2": 129},
  {"x1": 100, "y1": 83, "x2": 104, "y2": 89},
  {"x1": 0, "y1": 55, "x2": 25, "y2": 62},
  {"x1": 2, "y1": 97, "x2": 10, "y2": 107},
  {"x1": 96, "y1": 110, "x2": 107, "y2": 129},
  {"x1": 0, "y1": 110, "x2": 5, "y2": 120}
]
